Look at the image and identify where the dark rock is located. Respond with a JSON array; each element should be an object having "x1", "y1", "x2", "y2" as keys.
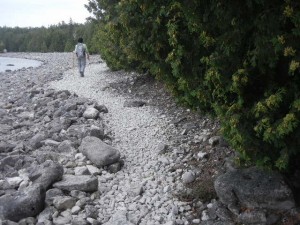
[
  {"x1": 208, "y1": 136, "x2": 228, "y2": 147},
  {"x1": 157, "y1": 143, "x2": 168, "y2": 154},
  {"x1": 0, "y1": 184, "x2": 45, "y2": 222},
  {"x1": 94, "y1": 103, "x2": 108, "y2": 113},
  {"x1": 123, "y1": 100, "x2": 147, "y2": 108},
  {"x1": 76, "y1": 105, "x2": 86, "y2": 117},
  {"x1": 64, "y1": 102, "x2": 77, "y2": 111},
  {"x1": 56, "y1": 90, "x2": 71, "y2": 99},
  {"x1": 29, "y1": 133, "x2": 46, "y2": 149},
  {"x1": 171, "y1": 117, "x2": 187, "y2": 126},
  {"x1": 79, "y1": 136, "x2": 120, "y2": 168},
  {"x1": 266, "y1": 213, "x2": 281, "y2": 225},
  {"x1": 107, "y1": 160, "x2": 124, "y2": 173},
  {"x1": 89, "y1": 125, "x2": 105, "y2": 140},
  {"x1": 85, "y1": 205, "x2": 98, "y2": 219},
  {"x1": 214, "y1": 167, "x2": 295, "y2": 212}
]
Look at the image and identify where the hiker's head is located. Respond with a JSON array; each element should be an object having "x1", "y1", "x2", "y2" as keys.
[{"x1": 78, "y1": 38, "x2": 83, "y2": 43}]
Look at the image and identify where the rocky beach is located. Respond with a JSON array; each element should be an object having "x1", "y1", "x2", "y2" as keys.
[{"x1": 0, "y1": 53, "x2": 298, "y2": 225}]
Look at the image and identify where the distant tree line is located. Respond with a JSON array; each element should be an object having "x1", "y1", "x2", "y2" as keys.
[{"x1": 0, "y1": 20, "x2": 97, "y2": 53}]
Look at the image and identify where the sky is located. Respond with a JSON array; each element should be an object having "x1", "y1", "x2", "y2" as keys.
[{"x1": 0, "y1": 0, "x2": 91, "y2": 28}]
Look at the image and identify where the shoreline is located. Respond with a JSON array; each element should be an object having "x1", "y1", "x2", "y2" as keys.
[{"x1": 0, "y1": 55, "x2": 43, "y2": 73}]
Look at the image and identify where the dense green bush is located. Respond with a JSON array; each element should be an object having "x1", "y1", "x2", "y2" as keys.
[
  {"x1": 206, "y1": 1, "x2": 300, "y2": 171},
  {"x1": 87, "y1": 0, "x2": 300, "y2": 171}
]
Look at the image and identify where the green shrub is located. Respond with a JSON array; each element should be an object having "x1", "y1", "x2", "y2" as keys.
[
  {"x1": 88, "y1": 0, "x2": 300, "y2": 171},
  {"x1": 204, "y1": 1, "x2": 300, "y2": 171}
]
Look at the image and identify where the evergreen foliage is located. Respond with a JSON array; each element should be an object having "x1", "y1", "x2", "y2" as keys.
[
  {"x1": 0, "y1": 41, "x2": 4, "y2": 52},
  {"x1": 87, "y1": 0, "x2": 300, "y2": 171}
]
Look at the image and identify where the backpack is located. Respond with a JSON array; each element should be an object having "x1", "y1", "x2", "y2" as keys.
[{"x1": 76, "y1": 43, "x2": 85, "y2": 58}]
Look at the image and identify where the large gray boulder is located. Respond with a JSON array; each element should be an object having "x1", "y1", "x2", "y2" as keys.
[
  {"x1": 214, "y1": 167, "x2": 295, "y2": 211},
  {"x1": 79, "y1": 136, "x2": 120, "y2": 168},
  {"x1": 0, "y1": 184, "x2": 45, "y2": 222}
]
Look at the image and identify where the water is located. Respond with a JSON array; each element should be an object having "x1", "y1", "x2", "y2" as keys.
[{"x1": 0, "y1": 56, "x2": 42, "y2": 73}]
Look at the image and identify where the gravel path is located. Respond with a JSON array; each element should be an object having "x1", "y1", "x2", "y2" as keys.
[{"x1": 48, "y1": 60, "x2": 196, "y2": 224}]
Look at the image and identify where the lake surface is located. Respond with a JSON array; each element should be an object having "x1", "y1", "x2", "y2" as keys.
[{"x1": 0, "y1": 56, "x2": 42, "y2": 73}]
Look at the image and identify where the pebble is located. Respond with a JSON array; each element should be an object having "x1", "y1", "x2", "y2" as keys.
[{"x1": 182, "y1": 171, "x2": 196, "y2": 184}]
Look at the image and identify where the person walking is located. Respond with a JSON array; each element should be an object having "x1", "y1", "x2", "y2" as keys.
[{"x1": 74, "y1": 37, "x2": 89, "y2": 77}]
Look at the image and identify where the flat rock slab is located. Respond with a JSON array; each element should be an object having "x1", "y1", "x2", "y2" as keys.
[
  {"x1": 79, "y1": 136, "x2": 120, "y2": 168},
  {"x1": 53, "y1": 175, "x2": 98, "y2": 192}
]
